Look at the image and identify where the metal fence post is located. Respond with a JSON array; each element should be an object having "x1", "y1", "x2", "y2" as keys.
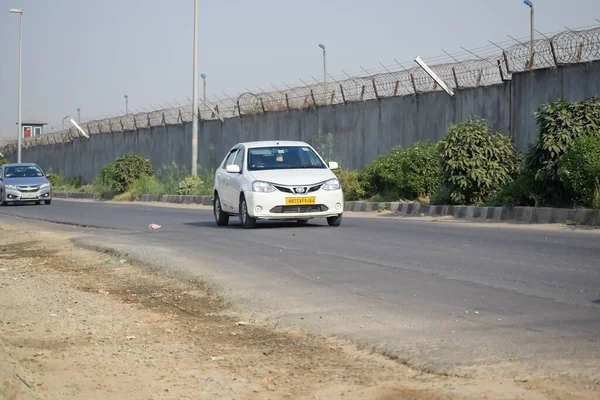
[
  {"x1": 502, "y1": 51, "x2": 512, "y2": 74},
  {"x1": 340, "y1": 84, "x2": 346, "y2": 103},
  {"x1": 452, "y1": 68, "x2": 460, "y2": 89},
  {"x1": 410, "y1": 74, "x2": 418, "y2": 94},
  {"x1": 497, "y1": 60, "x2": 507, "y2": 82},
  {"x1": 549, "y1": 39, "x2": 559, "y2": 66},
  {"x1": 372, "y1": 78, "x2": 379, "y2": 99}
]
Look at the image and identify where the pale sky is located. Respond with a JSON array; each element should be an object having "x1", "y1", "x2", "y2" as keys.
[{"x1": 1, "y1": 0, "x2": 599, "y2": 138}]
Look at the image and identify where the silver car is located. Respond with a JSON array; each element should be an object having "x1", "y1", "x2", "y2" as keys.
[{"x1": 0, "y1": 163, "x2": 52, "y2": 205}]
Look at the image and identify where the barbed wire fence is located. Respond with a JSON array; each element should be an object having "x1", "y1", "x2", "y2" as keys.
[{"x1": 2, "y1": 24, "x2": 600, "y2": 156}]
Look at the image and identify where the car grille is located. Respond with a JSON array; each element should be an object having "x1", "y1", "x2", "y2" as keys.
[
  {"x1": 273, "y1": 185, "x2": 293, "y2": 193},
  {"x1": 18, "y1": 185, "x2": 40, "y2": 192},
  {"x1": 273, "y1": 184, "x2": 323, "y2": 194},
  {"x1": 269, "y1": 205, "x2": 329, "y2": 213}
]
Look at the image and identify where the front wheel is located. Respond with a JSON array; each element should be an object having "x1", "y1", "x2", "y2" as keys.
[
  {"x1": 296, "y1": 219, "x2": 308, "y2": 226},
  {"x1": 213, "y1": 194, "x2": 229, "y2": 226},
  {"x1": 0, "y1": 191, "x2": 6, "y2": 206},
  {"x1": 35, "y1": 201, "x2": 41, "y2": 205},
  {"x1": 327, "y1": 214, "x2": 343, "y2": 227},
  {"x1": 44, "y1": 200, "x2": 52, "y2": 205},
  {"x1": 240, "y1": 197, "x2": 256, "y2": 229}
]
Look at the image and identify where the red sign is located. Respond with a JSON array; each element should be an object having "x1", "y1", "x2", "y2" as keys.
[{"x1": 23, "y1": 127, "x2": 31, "y2": 138}]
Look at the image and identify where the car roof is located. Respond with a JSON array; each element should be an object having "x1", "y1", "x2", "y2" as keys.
[
  {"x1": 234, "y1": 140, "x2": 311, "y2": 149},
  {"x1": 3, "y1": 163, "x2": 40, "y2": 167}
]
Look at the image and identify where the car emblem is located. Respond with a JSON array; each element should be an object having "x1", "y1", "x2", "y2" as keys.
[{"x1": 294, "y1": 187, "x2": 306, "y2": 194}]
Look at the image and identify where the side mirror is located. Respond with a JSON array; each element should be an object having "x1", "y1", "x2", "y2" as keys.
[
  {"x1": 328, "y1": 161, "x2": 339, "y2": 170},
  {"x1": 225, "y1": 164, "x2": 241, "y2": 174},
  {"x1": 45, "y1": 173, "x2": 52, "y2": 178}
]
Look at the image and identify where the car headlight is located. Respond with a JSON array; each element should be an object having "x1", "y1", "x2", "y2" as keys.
[
  {"x1": 40, "y1": 183, "x2": 50, "y2": 189},
  {"x1": 252, "y1": 181, "x2": 277, "y2": 193},
  {"x1": 4, "y1": 185, "x2": 17, "y2": 190},
  {"x1": 322, "y1": 178, "x2": 340, "y2": 191}
]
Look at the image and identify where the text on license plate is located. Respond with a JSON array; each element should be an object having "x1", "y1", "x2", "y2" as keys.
[
  {"x1": 20, "y1": 193, "x2": 37, "y2": 199},
  {"x1": 285, "y1": 197, "x2": 316, "y2": 205}
]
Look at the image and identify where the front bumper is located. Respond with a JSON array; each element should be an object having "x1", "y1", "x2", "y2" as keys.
[
  {"x1": 245, "y1": 189, "x2": 344, "y2": 220},
  {"x1": 4, "y1": 187, "x2": 52, "y2": 202}
]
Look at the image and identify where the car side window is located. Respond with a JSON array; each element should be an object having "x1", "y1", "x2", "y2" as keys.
[
  {"x1": 222, "y1": 149, "x2": 238, "y2": 169},
  {"x1": 233, "y1": 148, "x2": 244, "y2": 171}
]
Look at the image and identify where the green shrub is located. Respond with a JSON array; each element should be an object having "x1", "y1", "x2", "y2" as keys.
[
  {"x1": 0, "y1": 158, "x2": 8, "y2": 167},
  {"x1": 440, "y1": 116, "x2": 519, "y2": 205},
  {"x1": 112, "y1": 191, "x2": 135, "y2": 202},
  {"x1": 361, "y1": 146, "x2": 405, "y2": 199},
  {"x1": 155, "y1": 162, "x2": 190, "y2": 194},
  {"x1": 129, "y1": 176, "x2": 165, "y2": 200},
  {"x1": 430, "y1": 185, "x2": 452, "y2": 205},
  {"x1": 334, "y1": 169, "x2": 366, "y2": 201},
  {"x1": 487, "y1": 168, "x2": 536, "y2": 207},
  {"x1": 396, "y1": 141, "x2": 442, "y2": 201},
  {"x1": 177, "y1": 175, "x2": 204, "y2": 195},
  {"x1": 45, "y1": 172, "x2": 83, "y2": 192},
  {"x1": 523, "y1": 97, "x2": 600, "y2": 206},
  {"x1": 100, "y1": 154, "x2": 154, "y2": 194},
  {"x1": 593, "y1": 182, "x2": 600, "y2": 210},
  {"x1": 360, "y1": 142, "x2": 442, "y2": 201},
  {"x1": 528, "y1": 97, "x2": 600, "y2": 181},
  {"x1": 557, "y1": 134, "x2": 600, "y2": 208}
]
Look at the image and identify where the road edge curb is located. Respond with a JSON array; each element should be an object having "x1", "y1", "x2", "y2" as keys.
[{"x1": 53, "y1": 193, "x2": 600, "y2": 226}]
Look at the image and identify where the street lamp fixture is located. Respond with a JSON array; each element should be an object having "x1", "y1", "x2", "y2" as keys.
[
  {"x1": 10, "y1": 8, "x2": 23, "y2": 162},
  {"x1": 77, "y1": 108, "x2": 81, "y2": 123},
  {"x1": 124, "y1": 94, "x2": 129, "y2": 114},
  {"x1": 200, "y1": 73, "x2": 206, "y2": 102}
]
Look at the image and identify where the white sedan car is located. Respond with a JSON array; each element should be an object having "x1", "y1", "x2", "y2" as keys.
[{"x1": 212, "y1": 140, "x2": 344, "y2": 229}]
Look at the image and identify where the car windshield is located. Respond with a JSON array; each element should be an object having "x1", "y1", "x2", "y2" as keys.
[
  {"x1": 4, "y1": 165, "x2": 44, "y2": 178},
  {"x1": 247, "y1": 146, "x2": 326, "y2": 171}
]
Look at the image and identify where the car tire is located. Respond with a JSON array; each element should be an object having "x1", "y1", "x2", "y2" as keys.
[
  {"x1": 35, "y1": 201, "x2": 41, "y2": 205},
  {"x1": 0, "y1": 191, "x2": 6, "y2": 206},
  {"x1": 44, "y1": 200, "x2": 52, "y2": 205},
  {"x1": 296, "y1": 219, "x2": 308, "y2": 226},
  {"x1": 240, "y1": 196, "x2": 256, "y2": 229},
  {"x1": 327, "y1": 214, "x2": 343, "y2": 227},
  {"x1": 213, "y1": 194, "x2": 229, "y2": 226}
]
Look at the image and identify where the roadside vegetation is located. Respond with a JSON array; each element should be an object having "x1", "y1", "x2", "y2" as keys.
[
  {"x1": 49, "y1": 156, "x2": 214, "y2": 201},
  {"x1": 49, "y1": 96, "x2": 600, "y2": 209},
  {"x1": 335, "y1": 96, "x2": 600, "y2": 210}
]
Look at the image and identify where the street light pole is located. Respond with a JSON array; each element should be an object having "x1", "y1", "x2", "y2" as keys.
[
  {"x1": 201, "y1": 74, "x2": 206, "y2": 102},
  {"x1": 523, "y1": 0, "x2": 534, "y2": 68},
  {"x1": 9, "y1": 8, "x2": 23, "y2": 163},
  {"x1": 191, "y1": 0, "x2": 199, "y2": 176},
  {"x1": 124, "y1": 95, "x2": 129, "y2": 114},
  {"x1": 318, "y1": 44, "x2": 327, "y2": 86}
]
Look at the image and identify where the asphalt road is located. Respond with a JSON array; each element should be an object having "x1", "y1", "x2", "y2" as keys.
[{"x1": 1, "y1": 200, "x2": 599, "y2": 379}]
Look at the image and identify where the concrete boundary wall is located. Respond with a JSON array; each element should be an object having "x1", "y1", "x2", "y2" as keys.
[
  {"x1": 53, "y1": 193, "x2": 600, "y2": 226},
  {"x1": 14, "y1": 61, "x2": 600, "y2": 183}
]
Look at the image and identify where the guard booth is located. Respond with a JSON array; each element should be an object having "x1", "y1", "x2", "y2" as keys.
[{"x1": 16, "y1": 120, "x2": 47, "y2": 138}]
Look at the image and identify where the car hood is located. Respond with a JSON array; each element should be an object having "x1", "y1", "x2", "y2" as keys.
[
  {"x1": 248, "y1": 168, "x2": 336, "y2": 186},
  {"x1": 3, "y1": 177, "x2": 48, "y2": 186}
]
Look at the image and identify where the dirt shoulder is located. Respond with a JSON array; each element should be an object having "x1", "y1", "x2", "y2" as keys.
[{"x1": 0, "y1": 220, "x2": 597, "y2": 400}]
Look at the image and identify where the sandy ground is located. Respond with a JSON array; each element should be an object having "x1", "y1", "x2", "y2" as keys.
[{"x1": 0, "y1": 220, "x2": 598, "y2": 400}]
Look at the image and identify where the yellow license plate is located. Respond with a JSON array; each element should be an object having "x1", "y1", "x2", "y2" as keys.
[{"x1": 285, "y1": 197, "x2": 316, "y2": 205}]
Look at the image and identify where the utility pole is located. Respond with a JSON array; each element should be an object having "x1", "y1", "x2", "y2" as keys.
[{"x1": 191, "y1": 0, "x2": 199, "y2": 176}]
